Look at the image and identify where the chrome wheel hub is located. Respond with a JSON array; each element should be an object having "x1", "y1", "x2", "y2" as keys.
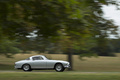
[
  {"x1": 56, "y1": 64, "x2": 62, "y2": 71},
  {"x1": 23, "y1": 65, "x2": 30, "y2": 71}
]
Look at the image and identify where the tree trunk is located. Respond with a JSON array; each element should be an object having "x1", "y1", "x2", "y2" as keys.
[{"x1": 68, "y1": 49, "x2": 73, "y2": 71}]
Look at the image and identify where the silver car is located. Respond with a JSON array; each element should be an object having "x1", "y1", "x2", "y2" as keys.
[{"x1": 15, "y1": 55, "x2": 70, "y2": 72}]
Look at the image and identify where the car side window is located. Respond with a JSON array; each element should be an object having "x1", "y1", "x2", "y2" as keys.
[{"x1": 32, "y1": 57, "x2": 43, "y2": 60}]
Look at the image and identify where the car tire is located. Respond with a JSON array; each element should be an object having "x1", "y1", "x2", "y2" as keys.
[
  {"x1": 22, "y1": 64, "x2": 32, "y2": 71},
  {"x1": 55, "y1": 63, "x2": 65, "y2": 72}
]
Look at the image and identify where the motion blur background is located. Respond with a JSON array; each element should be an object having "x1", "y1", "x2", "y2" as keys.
[{"x1": 0, "y1": 0, "x2": 120, "y2": 71}]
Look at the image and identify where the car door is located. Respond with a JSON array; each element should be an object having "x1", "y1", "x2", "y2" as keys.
[
  {"x1": 31, "y1": 56, "x2": 47, "y2": 68},
  {"x1": 46, "y1": 60, "x2": 56, "y2": 68}
]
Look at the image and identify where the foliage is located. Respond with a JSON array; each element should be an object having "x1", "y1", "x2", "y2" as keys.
[
  {"x1": 109, "y1": 39, "x2": 120, "y2": 53},
  {"x1": 0, "y1": 38, "x2": 21, "y2": 57},
  {"x1": 0, "y1": 0, "x2": 119, "y2": 58}
]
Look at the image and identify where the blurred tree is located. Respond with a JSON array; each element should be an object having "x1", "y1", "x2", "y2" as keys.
[
  {"x1": 0, "y1": 37, "x2": 20, "y2": 58},
  {"x1": 109, "y1": 39, "x2": 120, "y2": 53},
  {"x1": 0, "y1": 0, "x2": 119, "y2": 70}
]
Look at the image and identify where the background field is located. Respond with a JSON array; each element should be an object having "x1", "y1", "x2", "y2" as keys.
[{"x1": 0, "y1": 53, "x2": 120, "y2": 72}]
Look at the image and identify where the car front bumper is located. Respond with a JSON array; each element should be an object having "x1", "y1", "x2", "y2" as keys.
[{"x1": 64, "y1": 64, "x2": 71, "y2": 68}]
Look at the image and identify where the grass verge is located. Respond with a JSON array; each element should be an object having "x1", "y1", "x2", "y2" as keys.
[{"x1": 0, "y1": 72, "x2": 120, "y2": 80}]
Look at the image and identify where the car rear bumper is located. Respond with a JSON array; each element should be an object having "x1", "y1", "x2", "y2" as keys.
[{"x1": 14, "y1": 64, "x2": 22, "y2": 69}]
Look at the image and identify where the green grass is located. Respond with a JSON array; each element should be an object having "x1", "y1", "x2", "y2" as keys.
[
  {"x1": 0, "y1": 53, "x2": 120, "y2": 72},
  {"x1": 0, "y1": 72, "x2": 120, "y2": 80}
]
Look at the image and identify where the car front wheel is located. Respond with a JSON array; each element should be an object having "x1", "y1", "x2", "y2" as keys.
[
  {"x1": 55, "y1": 64, "x2": 65, "y2": 72},
  {"x1": 22, "y1": 64, "x2": 32, "y2": 71}
]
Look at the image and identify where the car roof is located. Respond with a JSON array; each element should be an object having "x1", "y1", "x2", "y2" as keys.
[{"x1": 30, "y1": 55, "x2": 44, "y2": 58}]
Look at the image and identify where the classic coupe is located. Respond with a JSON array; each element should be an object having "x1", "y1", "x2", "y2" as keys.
[{"x1": 15, "y1": 55, "x2": 70, "y2": 72}]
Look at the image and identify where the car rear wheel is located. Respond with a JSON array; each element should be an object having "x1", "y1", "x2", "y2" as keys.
[
  {"x1": 22, "y1": 64, "x2": 32, "y2": 71},
  {"x1": 55, "y1": 64, "x2": 65, "y2": 72}
]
